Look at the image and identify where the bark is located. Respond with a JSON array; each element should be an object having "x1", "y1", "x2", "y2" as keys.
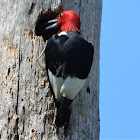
[{"x1": 0, "y1": 0, "x2": 102, "y2": 140}]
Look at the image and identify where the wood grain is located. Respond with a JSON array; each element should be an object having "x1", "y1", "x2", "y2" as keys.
[{"x1": 0, "y1": 0, "x2": 102, "y2": 139}]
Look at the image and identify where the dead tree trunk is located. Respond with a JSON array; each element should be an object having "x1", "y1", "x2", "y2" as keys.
[{"x1": 0, "y1": 0, "x2": 102, "y2": 139}]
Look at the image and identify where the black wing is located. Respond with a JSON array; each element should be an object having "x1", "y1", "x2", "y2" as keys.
[{"x1": 45, "y1": 31, "x2": 94, "y2": 79}]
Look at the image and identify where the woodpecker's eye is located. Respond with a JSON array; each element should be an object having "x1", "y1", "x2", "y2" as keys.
[{"x1": 59, "y1": 13, "x2": 63, "y2": 18}]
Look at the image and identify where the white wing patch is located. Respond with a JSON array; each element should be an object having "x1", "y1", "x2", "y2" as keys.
[
  {"x1": 60, "y1": 77, "x2": 86, "y2": 100},
  {"x1": 48, "y1": 69, "x2": 86, "y2": 102}
]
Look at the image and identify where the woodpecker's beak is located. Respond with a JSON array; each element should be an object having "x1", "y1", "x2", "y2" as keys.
[{"x1": 45, "y1": 19, "x2": 58, "y2": 30}]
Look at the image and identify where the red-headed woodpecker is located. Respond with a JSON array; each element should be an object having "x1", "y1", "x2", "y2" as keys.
[{"x1": 45, "y1": 10, "x2": 94, "y2": 127}]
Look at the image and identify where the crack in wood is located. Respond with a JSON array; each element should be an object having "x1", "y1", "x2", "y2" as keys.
[
  {"x1": 13, "y1": 36, "x2": 22, "y2": 140},
  {"x1": 28, "y1": 2, "x2": 36, "y2": 15}
]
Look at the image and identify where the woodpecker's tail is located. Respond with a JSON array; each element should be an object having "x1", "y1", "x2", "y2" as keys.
[{"x1": 55, "y1": 98, "x2": 72, "y2": 128}]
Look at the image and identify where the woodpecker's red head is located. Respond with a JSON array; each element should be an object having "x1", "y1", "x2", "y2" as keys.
[{"x1": 46, "y1": 10, "x2": 80, "y2": 33}]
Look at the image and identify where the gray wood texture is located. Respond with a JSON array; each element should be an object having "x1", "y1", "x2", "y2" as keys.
[{"x1": 0, "y1": 0, "x2": 102, "y2": 139}]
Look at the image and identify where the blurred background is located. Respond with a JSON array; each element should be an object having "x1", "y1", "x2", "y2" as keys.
[{"x1": 100, "y1": 0, "x2": 140, "y2": 139}]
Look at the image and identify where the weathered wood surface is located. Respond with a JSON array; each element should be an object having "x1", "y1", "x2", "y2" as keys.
[{"x1": 0, "y1": 0, "x2": 102, "y2": 139}]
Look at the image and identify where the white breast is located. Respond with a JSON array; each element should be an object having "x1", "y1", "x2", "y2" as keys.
[
  {"x1": 48, "y1": 69, "x2": 64, "y2": 102},
  {"x1": 48, "y1": 69, "x2": 86, "y2": 102},
  {"x1": 58, "y1": 31, "x2": 68, "y2": 36}
]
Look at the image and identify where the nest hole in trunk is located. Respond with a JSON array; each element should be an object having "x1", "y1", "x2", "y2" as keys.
[{"x1": 35, "y1": 6, "x2": 63, "y2": 41}]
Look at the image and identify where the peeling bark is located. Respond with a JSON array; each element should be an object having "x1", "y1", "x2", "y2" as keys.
[{"x1": 0, "y1": 0, "x2": 102, "y2": 139}]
